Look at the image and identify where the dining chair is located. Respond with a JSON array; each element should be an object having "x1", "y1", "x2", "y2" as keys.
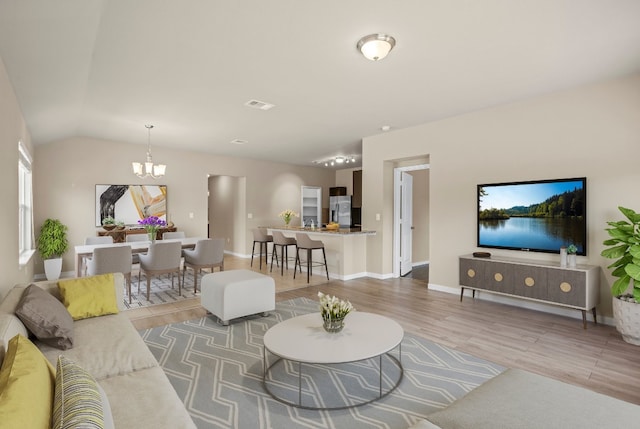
[
  {"x1": 126, "y1": 233, "x2": 149, "y2": 268},
  {"x1": 270, "y1": 231, "x2": 297, "y2": 275},
  {"x1": 162, "y1": 231, "x2": 186, "y2": 240},
  {"x1": 138, "y1": 241, "x2": 183, "y2": 300},
  {"x1": 251, "y1": 228, "x2": 273, "y2": 269},
  {"x1": 182, "y1": 238, "x2": 225, "y2": 292},
  {"x1": 294, "y1": 233, "x2": 329, "y2": 283},
  {"x1": 86, "y1": 245, "x2": 134, "y2": 303},
  {"x1": 82, "y1": 236, "x2": 114, "y2": 275}
]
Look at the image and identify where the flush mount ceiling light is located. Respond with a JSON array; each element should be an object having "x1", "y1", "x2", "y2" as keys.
[
  {"x1": 357, "y1": 33, "x2": 396, "y2": 61},
  {"x1": 132, "y1": 125, "x2": 166, "y2": 179}
]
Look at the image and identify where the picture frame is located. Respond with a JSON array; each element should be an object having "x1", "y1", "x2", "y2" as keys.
[{"x1": 95, "y1": 184, "x2": 167, "y2": 227}]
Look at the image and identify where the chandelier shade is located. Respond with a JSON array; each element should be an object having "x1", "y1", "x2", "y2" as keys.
[{"x1": 132, "y1": 125, "x2": 166, "y2": 179}]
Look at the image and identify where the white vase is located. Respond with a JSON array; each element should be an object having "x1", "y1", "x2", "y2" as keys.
[
  {"x1": 44, "y1": 258, "x2": 62, "y2": 281},
  {"x1": 568, "y1": 253, "x2": 576, "y2": 268},
  {"x1": 560, "y1": 247, "x2": 567, "y2": 267},
  {"x1": 612, "y1": 296, "x2": 640, "y2": 345}
]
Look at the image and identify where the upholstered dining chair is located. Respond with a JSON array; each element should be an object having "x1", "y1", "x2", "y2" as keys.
[
  {"x1": 294, "y1": 233, "x2": 329, "y2": 283},
  {"x1": 162, "y1": 231, "x2": 186, "y2": 240},
  {"x1": 85, "y1": 236, "x2": 114, "y2": 245},
  {"x1": 270, "y1": 231, "x2": 297, "y2": 275},
  {"x1": 86, "y1": 245, "x2": 134, "y2": 303},
  {"x1": 251, "y1": 228, "x2": 273, "y2": 269},
  {"x1": 82, "y1": 236, "x2": 114, "y2": 275},
  {"x1": 182, "y1": 238, "x2": 225, "y2": 292},
  {"x1": 126, "y1": 233, "x2": 149, "y2": 267},
  {"x1": 138, "y1": 241, "x2": 183, "y2": 300}
]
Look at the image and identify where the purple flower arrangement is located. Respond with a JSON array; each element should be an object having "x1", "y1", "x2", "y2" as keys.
[{"x1": 138, "y1": 216, "x2": 166, "y2": 233}]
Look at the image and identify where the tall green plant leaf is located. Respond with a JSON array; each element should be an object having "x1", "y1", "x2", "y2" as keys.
[
  {"x1": 619, "y1": 206, "x2": 640, "y2": 223},
  {"x1": 625, "y1": 263, "x2": 640, "y2": 281},
  {"x1": 612, "y1": 275, "x2": 631, "y2": 297}
]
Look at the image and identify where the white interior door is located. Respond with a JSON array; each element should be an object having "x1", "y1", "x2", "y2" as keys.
[{"x1": 400, "y1": 172, "x2": 413, "y2": 276}]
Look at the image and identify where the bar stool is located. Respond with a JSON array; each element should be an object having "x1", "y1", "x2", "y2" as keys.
[
  {"x1": 270, "y1": 231, "x2": 297, "y2": 275},
  {"x1": 251, "y1": 228, "x2": 273, "y2": 269},
  {"x1": 294, "y1": 233, "x2": 329, "y2": 283}
]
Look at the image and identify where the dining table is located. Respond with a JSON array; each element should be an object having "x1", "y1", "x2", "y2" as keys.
[{"x1": 74, "y1": 237, "x2": 204, "y2": 277}]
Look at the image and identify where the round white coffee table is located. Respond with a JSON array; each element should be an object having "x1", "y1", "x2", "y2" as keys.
[{"x1": 263, "y1": 312, "x2": 404, "y2": 409}]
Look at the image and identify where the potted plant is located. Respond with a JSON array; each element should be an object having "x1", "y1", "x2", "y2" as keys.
[
  {"x1": 566, "y1": 244, "x2": 578, "y2": 268},
  {"x1": 102, "y1": 216, "x2": 116, "y2": 230},
  {"x1": 601, "y1": 206, "x2": 640, "y2": 345},
  {"x1": 36, "y1": 218, "x2": 69, "y2": 281}
]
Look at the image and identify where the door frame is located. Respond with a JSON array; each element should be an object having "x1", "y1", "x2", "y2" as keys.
[{"x1": 393, "y1": 163, "x2": 429, "y2": 278}]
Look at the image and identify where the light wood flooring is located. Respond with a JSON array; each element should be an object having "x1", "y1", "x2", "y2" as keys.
[{"x1": 127, "y1": 255, "x2": 640, "y2": 406}]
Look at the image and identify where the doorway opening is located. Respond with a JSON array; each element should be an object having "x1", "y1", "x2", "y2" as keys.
[
  {"x1": 393, "y1": 163, "x2": 429, "y2": 279},
  {"x1": 208, "y1": 175, "x2": 246, "y2": 255}
]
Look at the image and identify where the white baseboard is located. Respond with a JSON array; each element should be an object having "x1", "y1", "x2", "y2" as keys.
[{"x1": 428, "y1": 282, "x2": 614, "y2": 326}]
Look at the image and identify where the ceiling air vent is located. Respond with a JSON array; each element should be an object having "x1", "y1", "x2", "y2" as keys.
[{"x1": 244, "y1": 99, "x2": 275, "y2": 111}]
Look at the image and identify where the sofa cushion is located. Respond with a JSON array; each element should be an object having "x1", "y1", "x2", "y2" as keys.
[
  {"x1": 0, "y1": 334, "x2": 56, "y2": 429},
  {"x1": 425, "y1": 368, "x2": 640, "y2": 429},
  {"x1": 15, "y1": 284, "x2": 74, "y2": 350},
  {"x1": 0, "y1": 314, "x2": 28, "y2": 365},
  {"x1": 58, "y1": 274, "x2": 119, "y2": 320},
  {"x1": 99, "y1": 365, "x2": 197, "y2": 429},
  {"x1": 53, "y1": 355, "x2": 105, "y2": 429},
  {"x1": 37, "y1": 313, "x2": 159, "y2": 380}
]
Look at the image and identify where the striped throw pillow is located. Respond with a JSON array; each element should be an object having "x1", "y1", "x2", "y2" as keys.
[{"x1": 53, "y1": 355, "x2": 104, "y2": 429}]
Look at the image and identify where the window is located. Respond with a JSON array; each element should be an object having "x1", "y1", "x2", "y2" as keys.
[{"x1": 18, "y1": 141, "x2": 34, "y2": 265}]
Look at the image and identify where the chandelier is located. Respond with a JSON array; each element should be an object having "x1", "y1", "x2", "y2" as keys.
[{"x1": 132, "y1": 125, "x2": 166, "y2": 179}]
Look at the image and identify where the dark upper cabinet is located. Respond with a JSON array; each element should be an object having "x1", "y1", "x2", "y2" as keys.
[{"x1": 352, "y1": 170, "x2": 362, "y2": 207}]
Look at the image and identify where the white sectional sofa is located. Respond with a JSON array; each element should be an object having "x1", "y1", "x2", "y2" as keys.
[
  {"x1": 409, "y1": 368, "x2": 640, "y2": 429},
  {"x1": 0, "y1": 273, "x2": 196, "y2": 429}
]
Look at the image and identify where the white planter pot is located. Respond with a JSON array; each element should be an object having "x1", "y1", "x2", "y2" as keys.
[
  {"x1": 44, "y1": 258, "x2": 62, "y2": 281},
  {"x1": 612, "y1": 296, "x2": 640, "y2": 346}
]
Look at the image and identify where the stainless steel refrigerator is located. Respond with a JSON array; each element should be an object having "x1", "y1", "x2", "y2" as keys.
[{"x1": 329, "y1": 196, "x2": 352, "y2": 227}]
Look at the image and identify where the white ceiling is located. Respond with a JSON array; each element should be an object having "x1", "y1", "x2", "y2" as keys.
[{"x1": 1, "y1": 0, "x2": 640, "y2": 169}]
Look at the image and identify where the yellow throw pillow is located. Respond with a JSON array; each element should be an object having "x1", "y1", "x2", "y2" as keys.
[
  {"x1": 58, "y1": 274, "x2": 119, "y2": 320},
  {"x1": 0, "y1": 334, "x2": 56, "y2": 429}
]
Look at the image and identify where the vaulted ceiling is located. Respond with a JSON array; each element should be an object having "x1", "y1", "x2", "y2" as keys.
[{"x1": 1, "y1": 0, "x2": 639, "y2": 169}]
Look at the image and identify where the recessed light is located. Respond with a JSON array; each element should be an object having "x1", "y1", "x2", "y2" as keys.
[
  {"x1": 244, "y1": 99, "x2": 275, "y2": 111},
  {"x1": 230, "y1": 139, "x2": 248, "y2": 145},
  {"x1": 381, "y1": 125, "x2": 391, "y2": 132}
]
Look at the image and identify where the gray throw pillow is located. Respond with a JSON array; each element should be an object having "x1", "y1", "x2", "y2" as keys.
[{"x1": 15, "y1": 284, "x2": 74, "y2": 350}]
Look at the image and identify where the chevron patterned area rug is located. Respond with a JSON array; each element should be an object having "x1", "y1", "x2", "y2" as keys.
[
  {"x1": 123, "y1": 270, "x2": 200, "y2": 309},
  {"x1": 139, "y1": 297, "x2": 505, "y2": 429}
]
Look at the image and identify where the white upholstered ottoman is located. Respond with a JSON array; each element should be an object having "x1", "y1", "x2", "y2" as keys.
[{"x1": 201, "y1": 269, "x2": 275, "y2": 325}]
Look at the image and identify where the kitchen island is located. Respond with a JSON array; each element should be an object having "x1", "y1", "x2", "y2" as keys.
[{"x1": 266, "y1": 226, "x2": 375, "y2": 280}]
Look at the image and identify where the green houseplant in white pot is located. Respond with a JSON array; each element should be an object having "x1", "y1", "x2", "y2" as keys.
[
  {"x1": 37, "y1": 218, "x2": 69, "y2": 281},
  {"x1": 601, "y1": 206, "x2": 640, "y2": 345}
]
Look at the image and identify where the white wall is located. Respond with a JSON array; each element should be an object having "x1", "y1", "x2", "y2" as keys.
[
  {"x1": 0, "y1": 55, "x2": 34, "y2": 298},
  {"x1": 362, "y1": 73, "x2": 640, "y2": 317},
  {"x1": 33, "y1": 137, "x2": 335, "y2": 277}
]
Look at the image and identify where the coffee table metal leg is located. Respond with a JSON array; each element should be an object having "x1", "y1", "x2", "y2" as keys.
[
  {"x1": 263, "y1": 346, "x2": 267, "y2": 384},
  {"x1": 379, "y1": 354, "x2": 383, "y2": 397},
  {"x1": 299, "y1": 361, "x2": 302, "y2": 406}
]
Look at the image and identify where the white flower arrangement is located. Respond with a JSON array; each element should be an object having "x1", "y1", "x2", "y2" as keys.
[
  {"x1": 278, "y1": 209, "x2": 299, "y2": 224},
  {"x1": 318, "y1": 291, "x2": 354, "y2": 321}
]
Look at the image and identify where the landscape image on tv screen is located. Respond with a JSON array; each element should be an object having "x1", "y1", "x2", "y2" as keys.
[{"x1": 477, "y1": 178, "x2": 586, "y2": 255}]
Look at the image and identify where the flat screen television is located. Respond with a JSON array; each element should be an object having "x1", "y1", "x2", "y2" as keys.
[
  {"x1": 477, "y1": 177, "x2": 586, "y2": 255},
  {"x1": 95, "y1": 184, "x2": 167, "y2": 227}
]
